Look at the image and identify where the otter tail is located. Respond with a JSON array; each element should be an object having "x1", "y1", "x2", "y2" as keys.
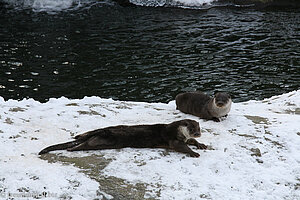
[{"x1": 38, "y1": 140, "x2": 81, "y2": 155}]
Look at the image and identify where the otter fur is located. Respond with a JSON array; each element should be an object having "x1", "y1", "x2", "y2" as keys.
[
  {"x1": 175, "y1": 91, "x2": 232, "y2": 122},
  {"x1": 39, "y1": 119, "x2": 207, "y2": 157}
]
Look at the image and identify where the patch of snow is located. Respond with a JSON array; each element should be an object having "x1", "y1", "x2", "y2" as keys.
[{"x1": 0, "y1": 90, "x2": 299, "y2": 199}]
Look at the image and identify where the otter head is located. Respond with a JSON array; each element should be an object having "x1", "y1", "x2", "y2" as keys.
[
  {"x1": 213, "y1": 92, "x2": 231, "y2": 108},
  {"x1": 176, "y1": 119, "x2": 201, "y2": 142}
]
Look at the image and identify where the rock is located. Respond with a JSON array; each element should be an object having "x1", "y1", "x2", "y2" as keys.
[{"x1": 250, "y1": 148, "x2": 262, "y2": 157}]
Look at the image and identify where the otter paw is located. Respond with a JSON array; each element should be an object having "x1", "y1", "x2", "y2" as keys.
[
  {"x1": 212, "y1": 117, "x2": 221, "y2": 122},
  {"x1": 190, "y1": 152, "x2": 200, "y2": 157},
  {"x1": 197, "y1": 143, "x2": 208, "y2": 149}
]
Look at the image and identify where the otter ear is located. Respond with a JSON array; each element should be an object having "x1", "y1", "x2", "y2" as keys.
[
  {"x1": 225, "y1": 93, "x2": 231, "y2": 99},
  {"x1": 183, "y1": 119, "x2": 192, "y2": 126},
  {"x1": 213, "y1": 90, "x2": 220, "y2": 96}
]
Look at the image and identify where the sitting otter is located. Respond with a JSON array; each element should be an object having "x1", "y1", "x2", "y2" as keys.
[
  {"x1": 39, "y1": 119, "x2": 207, "y2": 157},
  {"x1": 175, "y1": 91, "x2": 232, "y2": 122}
]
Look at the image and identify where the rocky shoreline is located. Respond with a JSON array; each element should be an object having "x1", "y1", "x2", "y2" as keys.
[
  {"x1": 221, "y1": 0, "x2": 300, "y2": 8},
  {"x1": 113, "y1": 0, "x2": 300, "y2": 8}
]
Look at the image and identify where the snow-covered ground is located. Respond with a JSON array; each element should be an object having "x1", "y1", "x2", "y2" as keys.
[{"x1": 0, "y1": 91, "x2": 299, "y2": 199}]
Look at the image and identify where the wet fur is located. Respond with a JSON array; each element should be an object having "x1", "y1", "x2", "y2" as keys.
[
  {"x1": 175, "y1": 91, "x2": 232, "y2": 122},
  {"x1": 39, "y1": 119, "x2": 207, "y2": 157}
]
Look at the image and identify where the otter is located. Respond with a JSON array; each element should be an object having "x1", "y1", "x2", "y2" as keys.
[
  {"x1": 175, "y1": 91, "x2": 232, "y2": 122},
  {"x1": 39, "y1": 119, "x2": 207, "y2": 157}
]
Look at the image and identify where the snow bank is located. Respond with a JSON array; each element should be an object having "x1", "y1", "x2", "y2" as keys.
[{"x1": 0, "y1": 91, "x2": 299, "y2": 199}]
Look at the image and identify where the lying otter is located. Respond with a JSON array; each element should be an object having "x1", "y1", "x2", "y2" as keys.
[
  {"x1": 39, "y1": 119, "x2": 207, "y2": 157},
  {"x1": 176, "y1": 91, "x2": 232, "y2": 122}
]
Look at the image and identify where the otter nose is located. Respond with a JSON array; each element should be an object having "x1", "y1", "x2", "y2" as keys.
[
  {"x1": 217, "y1": 102, "x2": 224, "y2": 107},
  {"x1": 194, "y1": 132, "x2": 201, "y2": 137}
]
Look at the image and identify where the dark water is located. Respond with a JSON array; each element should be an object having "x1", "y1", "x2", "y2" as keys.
[{"x1": 0, "y1": 1, "x2": 299, "y2": 103}]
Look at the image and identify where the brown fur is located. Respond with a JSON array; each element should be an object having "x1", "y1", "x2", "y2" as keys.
[
  {"x1": 175, "y1": 91, "x2": 232, "y2": 122},
  {"x1": 39, "y1": 119, "x2": 207, "y2": 157}
]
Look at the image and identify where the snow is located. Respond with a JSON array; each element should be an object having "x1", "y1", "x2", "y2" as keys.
[{"x1": 0, "y1": 91, "x2": 299, "y2": 199}]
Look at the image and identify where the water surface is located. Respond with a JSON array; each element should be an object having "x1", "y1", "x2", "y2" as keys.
[{"x1": 0, "y1": 1, "x2": 299, "y2": 103}]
